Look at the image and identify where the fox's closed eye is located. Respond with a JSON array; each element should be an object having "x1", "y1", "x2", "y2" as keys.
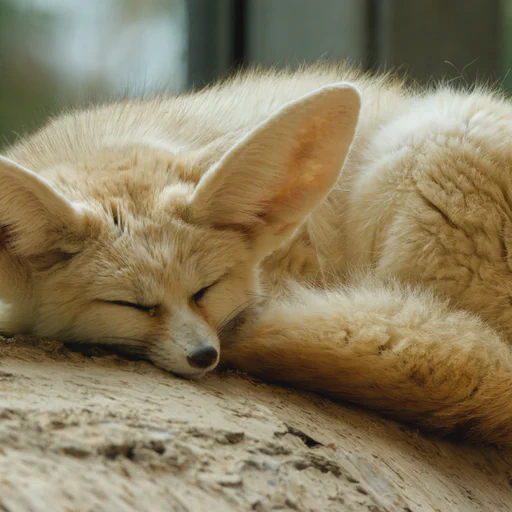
[
  {"x1": 192, "y1": 285, "x2": 213, "y2": 304},
  {"x1": 191, "y1": 280, "x2": 222, "y2": 305},
  {"x1": 100, "y1": 300, "x2": 158, "y2": 316},
  {"x1": 191, "y1": 272, "x2": 229, "y2": 305}
]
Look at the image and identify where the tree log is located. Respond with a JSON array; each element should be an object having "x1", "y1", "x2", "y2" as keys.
[{"x1": 0, "y1": 337, "x2": 511, "y2": 511}]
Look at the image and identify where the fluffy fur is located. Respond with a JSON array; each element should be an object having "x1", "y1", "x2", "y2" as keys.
[{"x1": 2, "y1": 64, "x2": 512, "y2": 443}]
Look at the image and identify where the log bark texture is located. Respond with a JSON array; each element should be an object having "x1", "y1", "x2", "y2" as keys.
[{"x1": 0, "y1": 336, "x2": 511, "y2": 512}]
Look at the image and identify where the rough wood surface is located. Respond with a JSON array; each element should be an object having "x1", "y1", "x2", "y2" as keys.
[{"x1": 0, "y1": 336, "x2": 511, "y2": 512}]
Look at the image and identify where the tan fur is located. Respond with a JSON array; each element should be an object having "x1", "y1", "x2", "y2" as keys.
[{"x1": 2, "y1": 64, "x2": 512, "y2": 443}]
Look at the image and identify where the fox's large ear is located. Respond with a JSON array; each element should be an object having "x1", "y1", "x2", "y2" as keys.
[
  {"x1": 0, "y1": 156, "x2": 88, "y2": 257},
  {"x1": 189, "y1": 83, "x2": 361, "y2": 254}
]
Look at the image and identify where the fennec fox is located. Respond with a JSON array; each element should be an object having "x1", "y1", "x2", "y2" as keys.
[{"x1": 2, "y1": 65, "x2": 512, "y2": 443}]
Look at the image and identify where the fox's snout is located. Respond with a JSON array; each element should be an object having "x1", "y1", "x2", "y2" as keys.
[
  {"x1": 148, "y1": 309, "x2": 222, "y2": 378},
  {"x1": 187, "y1": 345, "x2": 219, "y2": 369}
]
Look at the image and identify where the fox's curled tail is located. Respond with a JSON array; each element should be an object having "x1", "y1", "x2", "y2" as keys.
[{"x1": 222, "y1": 279, "x2": 512, "y2": 444}]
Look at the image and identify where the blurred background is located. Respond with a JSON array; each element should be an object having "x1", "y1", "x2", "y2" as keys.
[{"x1": 0, "y1": 0, "x2": 510, "y2": 146}]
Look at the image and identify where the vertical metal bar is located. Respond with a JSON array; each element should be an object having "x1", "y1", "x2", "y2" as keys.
[
  {"x1": 186, "y1": 0, "x2": 237, "y2": 88},
  {"x1": 375, "y1": 0, "x2": 503, "y2": 85},
  {"x1": 365, "y1": 0, "x2": 380, "y2": 72},
  {"x1": 245, "y1": 0, "x2": 368, "y2": 69},
  {"x1": 232, "y1": 0, "x2": 247, "y2": 71}
]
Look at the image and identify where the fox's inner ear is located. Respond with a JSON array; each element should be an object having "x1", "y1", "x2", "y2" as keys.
[
  {"x1": 0, "y1": 155, "x2": 88, "y2": 257},
  {"x1": 189, "y1": 83, "x2": 361, "y2": 254}
]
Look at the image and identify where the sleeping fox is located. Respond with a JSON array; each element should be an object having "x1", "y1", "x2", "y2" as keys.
[{"x1": 2, "y1": 64, "x2": 512, "y2": 443}]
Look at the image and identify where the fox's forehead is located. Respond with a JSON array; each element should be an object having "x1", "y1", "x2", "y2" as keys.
[
  {"x1": 76, "y1": 215, "x2": 248, "y2": 306},
  {"x1": 48, "y1": 144, "x2": 250, "y2": 283},
  {"x1": 98, "y1": 180, "x2": 194, "y2": 225},
  {"x1": 42, "y1": 142, "x2": 216, "y2": 209},
  {"x1": 95, "y1": 213, "x2": 247, "y2": 278}
]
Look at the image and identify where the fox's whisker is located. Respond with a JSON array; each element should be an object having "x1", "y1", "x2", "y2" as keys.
[{"x1": 217, "y1": 296, "x2": 261, "y2": 336}]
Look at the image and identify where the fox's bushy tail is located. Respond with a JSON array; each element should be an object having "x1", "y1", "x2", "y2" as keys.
[{"x1": 223, "y1": 280, "x2": 512, "y2": 444}]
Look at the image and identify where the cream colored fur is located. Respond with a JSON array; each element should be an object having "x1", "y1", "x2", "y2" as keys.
[{"x1": 2, "y1": 65, "x2": 512, "y2": 443}]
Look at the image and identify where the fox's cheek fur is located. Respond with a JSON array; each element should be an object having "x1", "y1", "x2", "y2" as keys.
[
  {"x1": 27, "y1": 291, "x2": 224, "y2": 377},
  {"x1": 19, "y1": 257, "x2": 260, "y2": 377}
]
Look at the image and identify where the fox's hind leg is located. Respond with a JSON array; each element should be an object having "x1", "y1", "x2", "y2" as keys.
[{"x1": 222, "y1": 280, "x2": 512, "y2": 444}]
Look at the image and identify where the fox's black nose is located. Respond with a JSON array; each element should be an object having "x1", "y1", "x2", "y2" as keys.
[{"x1": 187, "y1": 346, "x2": 218, "y2": 369}]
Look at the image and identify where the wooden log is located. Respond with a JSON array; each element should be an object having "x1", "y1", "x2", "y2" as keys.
[{"x1": 0, "y1": 336, "x2": 510, "y2": 511}]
